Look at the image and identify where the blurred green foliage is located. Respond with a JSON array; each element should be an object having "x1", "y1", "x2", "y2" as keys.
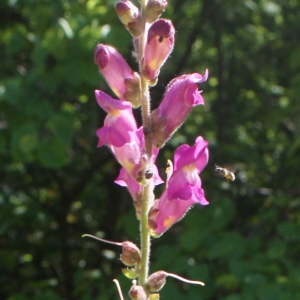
[{"x1": 1, "y1": 0, "x2": 300, "y2": 299}]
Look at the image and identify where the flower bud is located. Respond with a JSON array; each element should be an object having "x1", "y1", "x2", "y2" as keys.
[
  {"x1": 146, "y1": 271, "x2": 167, "y2": 292},
  {"x1": 129, "y1": 282, "x2": 147, "y2": 300},
  {"x1": 141, "y1": 19, "x2": 175, "y2": 82},
  {"x1": 120, "y1": 241, "x2": 141, "y2": 267},
  {"x1": 116, "y1": 0, "x2": 142, "y2": 37},
  {"x1": 116, "y1": 0, "x2": 139, "y2": 25},
  {"x1": 94, "y1": 44, "x2": 141, "y2": 107},
  {"x1": 123, "y1": 72, "x2": 142, "y2": 107},
  {"x1": 146, "y1": 0, "x2": 168, "y2": 23}
]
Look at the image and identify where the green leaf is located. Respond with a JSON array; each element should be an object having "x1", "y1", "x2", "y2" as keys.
[
  {"x1": 11, "y1": 122, "x2": 38, "y2": 162},
  {"x1": 46, "y1": 112, "x2": 75, "y2": 147},
  {"x1": 277, "y1": 221, "x2": 300, "y2": 241},
  {"x1": 207, "y1": 197, "x2": 236, "y2": 230},
  {"x1": 267, "y1": 238, "x2": 286, "y2": 259},
  {"x1": 179, "y1": 228, "x2": 208, "y2": 252},
  {"x1": 216, "y1": 273, "x2": 239, "y2": 291},
  {"x1": 37, "y1": 136, "x2": 69, "y2": 169},
  {"x1": 208, "y1": 232, "x2": 245, "y2": 260}
]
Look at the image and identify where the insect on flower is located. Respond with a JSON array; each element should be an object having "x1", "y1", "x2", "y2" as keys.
[{"x1": 214, "y1": 164, "x2": 235, "y2": 181}]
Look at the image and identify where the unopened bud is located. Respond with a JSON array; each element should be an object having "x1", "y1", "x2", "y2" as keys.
[
  {"x1": 146, "y1": 0, "x2": 168, "y2": 23},
  {"x1": 116, "y1": 0, "x2": 142, "y2": 37},
  {"x1": 120, "y1": 241, "x2": 141, "y2": 267},
  {"x1": 94, "y1": 44, "x2": 138, "y2": 105},
  {"x1": 129, "y1": 282, "x2": 147, "y2": 300},
  {"x1": 146, "y1": 271, "x2": 167, "y2": 292},
  {"x1": 116, "y1": 0, "x2": 139, "y2": 26},
  {"x1": 123, "y1": 72, "x2": 141, "y2": 108}
]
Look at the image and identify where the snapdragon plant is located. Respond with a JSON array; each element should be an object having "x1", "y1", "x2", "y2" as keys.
[{"x1": 84, "y1": 0, "x2": 209, "y2": 298}]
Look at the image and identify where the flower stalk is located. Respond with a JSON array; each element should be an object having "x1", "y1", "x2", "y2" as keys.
[
  {"x1": 91, "y1": 0, "x2": 209, "y2": 297},
  {"x1": 138, "y1": 0, "x2": 155, "y2": 290}
]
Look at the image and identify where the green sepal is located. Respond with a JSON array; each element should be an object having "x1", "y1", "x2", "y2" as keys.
[{"x1": 121, "y1": 268, "x2": 138, "y2": 279}]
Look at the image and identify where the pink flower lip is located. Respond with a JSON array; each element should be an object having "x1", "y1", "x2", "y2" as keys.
[{"x1": 147, "y1": 19, "x2": 175, "y2": 42}]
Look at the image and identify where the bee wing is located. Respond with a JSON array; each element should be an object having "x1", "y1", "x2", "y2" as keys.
[{"x1": 225, "y1": 165, "x2": 237, "y2": 173}]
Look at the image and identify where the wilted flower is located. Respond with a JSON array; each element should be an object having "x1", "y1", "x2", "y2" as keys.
[
  {"x1": 151, "y1": 70, "x2": 209, "y2": 148},
  {"x1": 146, "y1": 271, "x2": 166, "y2": 292},
  {"x1": 148, "y1": 137, "x2": 209, "y2": 236},
  {"x1": 120, "y1": 241, "x2": 141, "y2": 267},
  {"x1": 129, "y1": 282, "x2": 147, "y2": 300}
]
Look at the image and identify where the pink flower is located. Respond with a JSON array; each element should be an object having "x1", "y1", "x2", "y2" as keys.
[
  {"x1": 95, "y1": 90, "x2": 137, "y2": 148},
  {"x1": 95, "y1": 90, "x2": 161, "y2": 184},
  {"x1": 141, "y1": 19, "x2": 175, "y2": 82},
  {"x1": 94, "y1": 44, "x2": 141, "y2": 107},
  {"x1": 151, "y1": 70, "x2": 209, "y2": 148},
  {"x1": 148, "y1": 137, "x2": 209, "y2": 237}
]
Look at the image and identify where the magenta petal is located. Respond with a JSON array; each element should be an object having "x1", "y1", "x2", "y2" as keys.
[
  {"x1": 174, "y1": 136, "x2": 209, "y2": 172},
  {"x1": 95, "y1": 90, "x2": 138, "y2": 148},
  {"x1": 148, "y1": 137, "x2": 209, "y2": 236},
  {"x1": 94, "y1": 44, "x2": 136, "y2": 101},
  {"x1": 167, "y1": 171, "x2": 193, "y2": 200},
  {"x1": 151, "y1": 72, "x2": 208, "y2": 148},
  {"x1": 142, "y1": 19, "x2": 175, "y2": 81},
  {"x1": 95, "y1": 90, "x2": 132, "y2": 113}
]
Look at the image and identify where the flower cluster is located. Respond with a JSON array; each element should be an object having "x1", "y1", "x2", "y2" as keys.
[{"x1": 91, "y1": 0, "x2": 210, "y2": 298}]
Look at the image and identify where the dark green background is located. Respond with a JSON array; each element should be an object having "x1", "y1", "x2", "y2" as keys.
[{"x1": 1, "y1": 0, "x2": 300, "y2": 299}]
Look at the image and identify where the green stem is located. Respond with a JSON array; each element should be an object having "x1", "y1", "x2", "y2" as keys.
[
  {"x1": 139, "y1": 182, "x2": 153, "y2": 287},
  {"x1": 138, "y1": 0, "x2": 153, "y2": 290}
]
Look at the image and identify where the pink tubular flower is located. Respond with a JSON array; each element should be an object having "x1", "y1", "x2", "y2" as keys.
[
  {"x1": 94, "y1": 44, "x2": 141, "y2": 107},
  {"x1": 95, "y1": 90, "x2": 161, "y2": 184},
  {"x1": 141, "y1": 19, "x2": 175, "y2": 82},
  {"x1": 151, "y1": 70, "x2": 209, "y2": 148},
  {"x1": 95, "y1": 90, "x2": 138, "y2": 148},
  {"x1": 148, "y1": 136, "x2": 209, "y2": 237}
]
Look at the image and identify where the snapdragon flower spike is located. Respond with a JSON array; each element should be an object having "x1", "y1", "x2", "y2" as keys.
[
  {"x1": 94, "y1": 44, "x2": 141, "y2": 107},
  {"x1": 116, "y1": 0, "x2": 142, "y2": 37},
  {"x1": 148, "y1": 137, "x2": 209, "y2": 237},
  {"x1": 95, "y1": 90, "x2": 150, "y2": 182},
  {"x1": 141, "y1": 19, "x2": 175, "y2": 82},
  {"x1": 151, "y1": 70, "x2": 209, "y2": 148}
]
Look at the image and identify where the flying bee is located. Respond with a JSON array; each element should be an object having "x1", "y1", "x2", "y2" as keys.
[{"x1": 214, "y1": 164, "x2": 235, "y2": 181}]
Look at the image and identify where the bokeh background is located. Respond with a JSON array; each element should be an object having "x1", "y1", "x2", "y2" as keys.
[{"x1": 1, "y1": 0, "x2": 300, "y2": 299}]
